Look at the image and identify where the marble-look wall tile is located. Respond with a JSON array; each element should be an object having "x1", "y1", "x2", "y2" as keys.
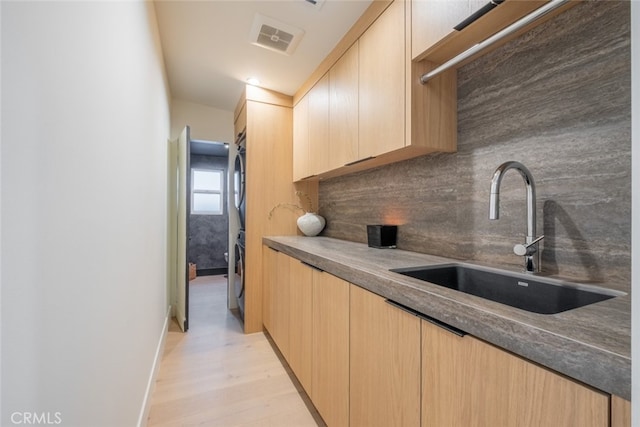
[
  {"x1": 319, "y1": 1, "x2": 630, "y2": 292},
  {"x1": 189, "y1": 154, "x2": 229, "y2": 271}
]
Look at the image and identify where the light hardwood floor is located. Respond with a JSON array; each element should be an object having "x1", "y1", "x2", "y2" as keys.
[{"x1": 147, "y1": 275, "x2": 324, "y2": 427}]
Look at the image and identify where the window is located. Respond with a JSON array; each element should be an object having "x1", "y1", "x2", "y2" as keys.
[{"x1": 191, "y1": 169, "x2": 224, "y2": 215}]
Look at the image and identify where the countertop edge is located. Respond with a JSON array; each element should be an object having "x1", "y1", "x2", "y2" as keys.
[{"x1": 263, "y1": 236, "x2": 631, "y2": 400}]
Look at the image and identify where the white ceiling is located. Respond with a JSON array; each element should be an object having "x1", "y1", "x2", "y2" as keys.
[{"x1": 154, "y1": 0, "x2": 373, "y2": 112}]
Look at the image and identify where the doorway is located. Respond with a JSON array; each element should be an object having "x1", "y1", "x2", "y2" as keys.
[
  {"x1": 189, "y1": 139, "x2": 230, "y2": 278},
  {"x1": 169, "y1": 132, "x2": 236, "y2": 332}
]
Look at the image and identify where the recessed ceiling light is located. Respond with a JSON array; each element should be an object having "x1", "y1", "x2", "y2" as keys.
[{"x1": 246, "y1": 77, "x2": 260, "y2": 86}]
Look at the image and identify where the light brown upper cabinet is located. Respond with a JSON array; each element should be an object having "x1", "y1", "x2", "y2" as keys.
[
  {"x1": 412, "y1": 0, "x2": 485, "y2": 60},
  {"x1": 358, "y1": 0, "x2": 406, "y2": 159},
  {"x1": 308, "y1": 73, "x2": 330, "y2": 176},
  {"x1": 422, "y1": 319, "x2": 609, "y2": 427},
  {"x1": 293, "y1": 0, "x2": 579, "y2": 181},
  {"x1": 292, "y1": 0, "x2": 457, "y2": 182},
  {"x1": 329, "y1": 41, "x2": 359, "y2": 169},
  {"x1": 412, "y1": 0, "x2": 576, "y2": 63},
  {"x1": 293, "y1": 73, "x2": 330, "y2": 180},
  {"x1": 292, "y1": 94, "x2": 310, "y2": 182}
]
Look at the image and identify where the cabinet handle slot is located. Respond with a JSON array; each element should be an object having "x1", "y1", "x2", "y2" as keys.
[
  {"x1": 453, "y1": 0, "x2": 505, "y2": 31},
  {"x1": 267, "y1": 247, "x2": 279, "y2": 253},
  {"x1": 418, "y1": 314, "x2": 467, "y2": 337},
  {"x1": 385, "y1": 299, "x2": 420, "y2": 316},
  {"x1": 345, "y1": 156, "x2": 375, "y2": 167},
  {"x1": 301, "y1": 261, "x2": 324, "y2": 272},
  {"x1": 385, "y1": 299, "x2": 467, "y2": 337}
]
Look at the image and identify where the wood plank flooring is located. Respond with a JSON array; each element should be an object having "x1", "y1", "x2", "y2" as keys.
[{"x1": 147, "y1": 275, "x2": 324, "y2": 427}]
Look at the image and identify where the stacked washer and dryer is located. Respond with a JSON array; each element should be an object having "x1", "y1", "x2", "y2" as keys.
[{"x1": 232, "y1": 130, "x2": 247, "y2": 321}]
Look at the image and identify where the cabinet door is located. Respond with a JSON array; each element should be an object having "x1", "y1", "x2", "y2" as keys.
[
  {"x1": 329, "y1": 41, "x2": 359, "y2": 169},
  {"x1": 270, "y1": 251, "x2": 291, "y2": 359},
  {"x1": 359, "y1": 0, "x2": 405, "y2": 159},
  {"x1": 350, "y1": 286, "x2": 421, "y2": 427},
  {"x1": 288, "y1": 258, "x2": 313, "y2": 394},
  {"x1": 234, "y1": 101, "x2": 247, "y2": 137},
  {"x1": 412, "y1": 0, "x2": 483, "y2": 59},
  {"x1": 422, "y1": 320, "x2": 609, "y2": 427},
  {"x1": 611, "y1": 396, "x2": 631, "y2": 427},
  {"x1": 244, "y1": 95, "x2": 296, "y2": 334},
  {"x1": 262, "y1": 246, "x2": 277, "y2": 333},
  {"x1": 308, "y1": 73, "x2": 330, "y2": 176},
  {"x1": 312, "y1": 270, "x2": 350, "y2": 427},
  {"x1": 293, "y1": 94, "x2": 310, "y2": 181}
]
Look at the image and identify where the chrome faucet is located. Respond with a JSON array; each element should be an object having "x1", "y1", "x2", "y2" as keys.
[{"x1": 489, "y1": 161, "x2": 544, "y2": 273}]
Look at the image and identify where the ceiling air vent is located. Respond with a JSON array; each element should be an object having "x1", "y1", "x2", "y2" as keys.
[{"x1": 249, "y1": 14, "x2": 304, "y2": 56}]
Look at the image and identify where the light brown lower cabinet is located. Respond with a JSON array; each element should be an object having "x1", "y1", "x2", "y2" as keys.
[
  {"x1": 262, "y1": 247, "x2": 276, "y2": 335},
  {"x1": 263, "y1": 250, "x2": 349, "y2": 427},
  {"x1": 288, "y1": 258, "x2": 313, "y2": 394},
  {"x1": 421, "y1": 319, "x2": 610, "y2": 427},
  {"x1": 263, "y1": 250, "x2": 623, "y2": 427},
  {"x1": 269, "y1": 251, "x2": 290, "y2": 360},
  {"x1": 611, "y1": 395, "x2": 631, "y2": 427},
  {"x1": 312, "y1": 269, "x2": 350, "y2": 427},
  {"x1": 350, "y1": 285, "x2": 421, "y2": 427}
]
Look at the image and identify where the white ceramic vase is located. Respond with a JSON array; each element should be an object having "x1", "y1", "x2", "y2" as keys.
[{"x1": 296, "y1": 212, "x2": 326, "y2": 236}]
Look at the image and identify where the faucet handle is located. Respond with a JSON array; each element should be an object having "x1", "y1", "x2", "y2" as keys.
[{"x1": 513, "y1": 235, "x2": 544, "y2": 256}]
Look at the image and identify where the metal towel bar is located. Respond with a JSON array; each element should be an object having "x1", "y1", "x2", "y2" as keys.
[{"x1": 420, "y1": 0, "x2": 569, "y2": 84}]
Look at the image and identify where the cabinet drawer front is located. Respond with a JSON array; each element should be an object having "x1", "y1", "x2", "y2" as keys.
[
  {"x1": 422, "y1": 321, "x2": 609, "y2": 427},
  {"x1": 312, "y1": 270, "x2": 350, "y2": 426},
  {"x1": 350, "y1": 285, "x2": 421, "y2": 427}
]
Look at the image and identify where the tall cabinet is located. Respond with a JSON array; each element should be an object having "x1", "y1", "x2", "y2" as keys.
[{"x1": 234, "y1": 86, "x2": 315, "y2": 333}]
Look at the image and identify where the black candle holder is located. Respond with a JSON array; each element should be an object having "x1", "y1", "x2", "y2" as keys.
[{"x1": 366, "y1": 225, "x2": 397, "y2": 249}]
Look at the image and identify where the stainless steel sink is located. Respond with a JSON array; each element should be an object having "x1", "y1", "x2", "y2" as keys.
[{"x1": 390, "y1": 264, "x2": 623, "y2": 314}]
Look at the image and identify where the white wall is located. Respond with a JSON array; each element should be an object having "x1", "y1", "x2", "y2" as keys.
[
  {"x1": 170, "y1": 98, "x2": 234, "y2": 143},
  {"x1": 1, "y1": 2, "x2": 171, "y2": 425}
]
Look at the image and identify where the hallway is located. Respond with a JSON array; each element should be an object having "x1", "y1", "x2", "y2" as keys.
[{"x1": 146, "y1": 275, "x2": 323, "y2": 426}]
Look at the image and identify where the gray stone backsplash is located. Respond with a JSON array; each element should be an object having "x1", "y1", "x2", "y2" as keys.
[{"x1": 319, "y1": 1, "x2": 630, "y2": 293}]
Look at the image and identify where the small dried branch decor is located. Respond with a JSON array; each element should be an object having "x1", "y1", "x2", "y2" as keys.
[{"x1": 268, "y1": 190, "x2": 314, "y2": 219}]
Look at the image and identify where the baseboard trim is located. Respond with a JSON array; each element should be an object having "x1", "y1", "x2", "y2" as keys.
[{"x1": 137, "y1": 305, "x2": 171, "y2": 427}]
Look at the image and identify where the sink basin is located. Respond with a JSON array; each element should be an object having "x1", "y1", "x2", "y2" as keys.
[{"x1": 390, "y1": 264, "x2": 622, "y2": 314}]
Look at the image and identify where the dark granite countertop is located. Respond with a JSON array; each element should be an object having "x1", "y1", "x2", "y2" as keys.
[{"x1": 263, "y1": 236, "x2": 631, "y2": 400}]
